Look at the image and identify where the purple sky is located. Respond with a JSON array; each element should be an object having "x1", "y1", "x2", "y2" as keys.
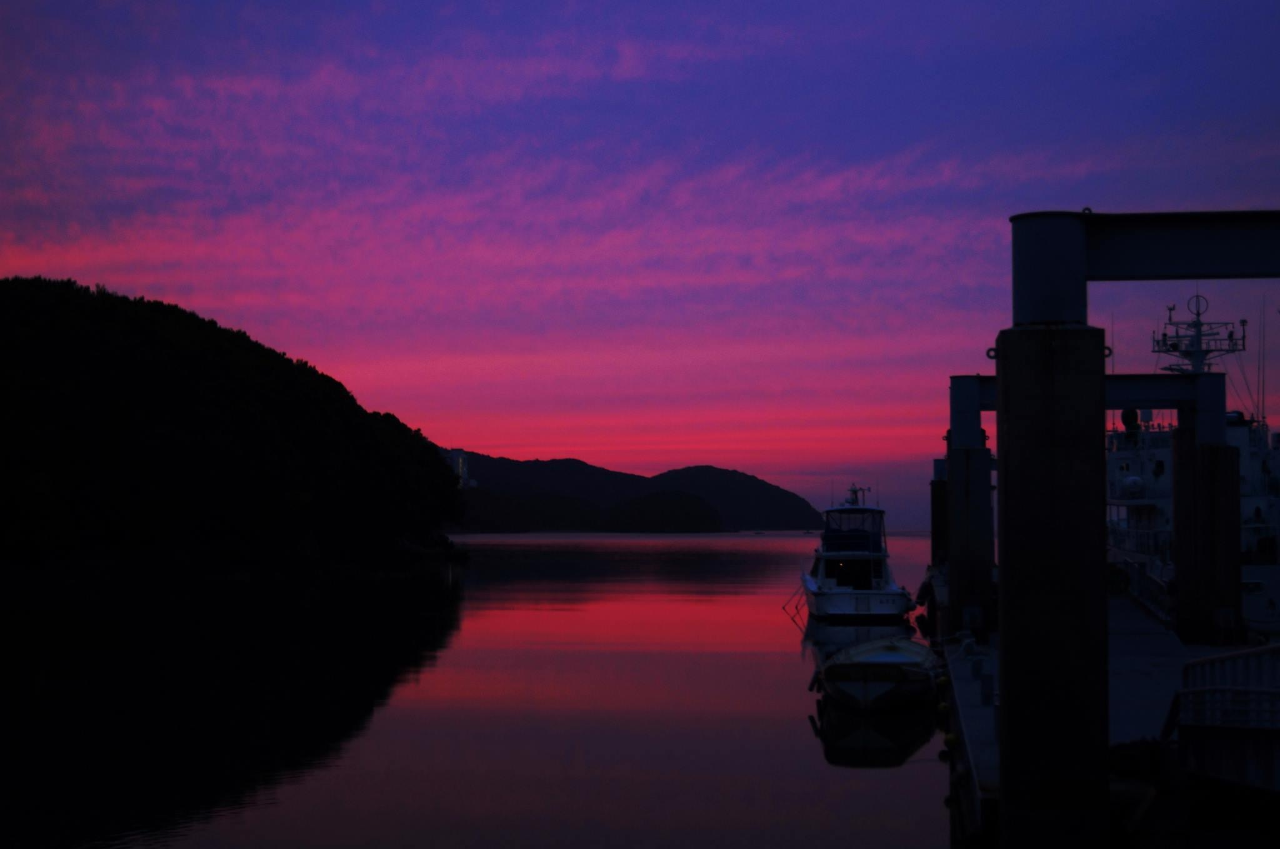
[{"x1": 3, "y1": 1, "x2": 1279, "y2": 526}]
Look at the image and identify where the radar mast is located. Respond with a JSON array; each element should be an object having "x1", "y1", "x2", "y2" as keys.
[
  {"x1": 1152, "y1": 295, "x2": 1247, "y2": 375},
  {"x1": 845, "y1": 484, "x2": 871, "y2": 507}
]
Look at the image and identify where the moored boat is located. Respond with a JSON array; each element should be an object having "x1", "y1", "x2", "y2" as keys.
[
  {"x1": 817, "y1": 636, "x2": 939, "y2": 710},
  {"x1": 801, "y1": 485, "x2": 915, "y2": 621}
]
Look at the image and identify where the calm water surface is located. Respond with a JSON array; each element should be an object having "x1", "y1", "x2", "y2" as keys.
[{"x1": 108, "y1": 534, "x2": 947, "y2": 848}]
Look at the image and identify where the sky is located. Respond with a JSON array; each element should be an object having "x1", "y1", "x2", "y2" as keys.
[{"x1": 3, "y1": 1, "x2": 1279, "y2": 527}]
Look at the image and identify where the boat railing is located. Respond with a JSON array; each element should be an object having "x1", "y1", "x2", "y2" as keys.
[
  {"x1": 1108, "y1": 527, "x2": 1171, "y2": 559},
  {"x1": 1117, "y1": 558, "x2": 1174, "y2": 624},
  {"x1": 1181, "y1": 645, "x2": 1280, "y2": 730}
]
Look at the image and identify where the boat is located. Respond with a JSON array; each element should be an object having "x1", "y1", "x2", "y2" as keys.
[
  {"x1": 815, "y1": 636, "x2": 939, "y2": 709},
  {"x1": 803, "y1": 618, "x2": 916, "y2": 657},
  {"x1": 801, "y1": 485, "x2": 915, "y2": 621},
  {"x1": 801, "y1": 613, "x2": 939, "y2": 713},
  {"x1": 1106, "y1": 296, "x2": 1280, "y2": 636}
]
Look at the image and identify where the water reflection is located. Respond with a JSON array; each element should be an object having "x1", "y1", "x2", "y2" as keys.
[
  {"x1": 808, "y1": 695, "x2": 939, "y2": 769},
  {"x1": 10, "y1": 534, "x2": 947, "y2": 848},
  {"x1": 457, "y1": 532, "x2": 822, "y2": 604},
  {"x1": 7, "y1": 571, "x2": 461, "y2": 848},
  {"x1": 801, "y1": 611, "x2": 939, "y2": 767}
]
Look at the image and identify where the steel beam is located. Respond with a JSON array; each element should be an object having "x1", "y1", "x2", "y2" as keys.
[{"x1": 959, "y1": 372, "x2": 1228, "y2": 443}]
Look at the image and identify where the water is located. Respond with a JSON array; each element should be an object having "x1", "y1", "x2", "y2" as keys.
[{"x1": 17, "y1": 533, "x2": 947, "y2": 848}]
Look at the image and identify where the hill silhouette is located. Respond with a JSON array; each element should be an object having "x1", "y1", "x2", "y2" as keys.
[
  {"x1": 1, "y1": 277, "x2": 461, "y2": 571},
  {"x1": 457, "y1": 452, "x2": 821, "y2": 531}
]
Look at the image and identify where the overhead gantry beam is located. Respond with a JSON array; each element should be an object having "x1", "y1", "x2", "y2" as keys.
[
  {"x1": 952, "y1": 372, "x2": 1227, "y2": 437},
  {"x1": 948, "y1": 369, "x2": 1223, "y2": 473},
  {"x1": 1012, "y1": 210, "x2": 1280, "y2": 326}
]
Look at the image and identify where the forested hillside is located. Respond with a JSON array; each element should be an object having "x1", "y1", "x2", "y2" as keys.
[{"x1": 1, "y1": 277, "x2": 461, "y2": 570}]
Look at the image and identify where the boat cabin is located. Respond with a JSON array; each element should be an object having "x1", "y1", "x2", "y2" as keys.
[
  {"x1": 820, "y1": 506, "x2": 886, "y2": 554},
  {"x1": 810, "y1": 507, "x2": 891, "y2": 590},
  {"x1": 812, "y1": 556, "x2": 888, "y2": 590}
]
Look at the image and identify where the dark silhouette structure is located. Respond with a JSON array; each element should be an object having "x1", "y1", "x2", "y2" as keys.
[
  {"x1": 996, "y1": 211, "x2": 1280, "y2": 848},
  {"x1": 0, "y1": 277, "x2": 461, "y2": 570}
]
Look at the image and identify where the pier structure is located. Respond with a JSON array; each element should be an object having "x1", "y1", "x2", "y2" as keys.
[
  {"x1": 945, "y1": 376, "x2": 996, "y2": 640},
  {"x1": 1179, "y1": 643, "x2": 1280, "y2": 791},
  {"x1": 929, "y1": 458, "x2": 949, "y2": 578},
  {"x1": 941, "y1": 210, "x2": 1280, "y2": 848}
]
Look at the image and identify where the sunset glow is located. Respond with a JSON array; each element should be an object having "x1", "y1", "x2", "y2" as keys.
[{"x1": 5, "y1": 2, "x2": 1279, "y2": 523}]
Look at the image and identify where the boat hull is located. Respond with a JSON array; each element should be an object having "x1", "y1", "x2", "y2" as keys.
[
  {"x1": 802, "y1": 577, "x2": 915, "y2": 621},
  {"x1": 818, "y1": 639, "x2": 938, "y2": 710}
]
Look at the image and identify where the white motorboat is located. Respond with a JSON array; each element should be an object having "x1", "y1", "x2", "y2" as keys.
[
  {"x1": 801, "y1": 485, "x2": 915, "y2": 621},
  {"x1": 817, "y1": 636, "x2": 939, "y2": 710}
]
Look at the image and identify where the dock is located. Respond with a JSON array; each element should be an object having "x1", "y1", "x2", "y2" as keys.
[
  {"x1": 927, "y1": 208, "x2": 1280, "y2": 847},
  {"x1": 941, "y1": 635, "x2": 998, "y2": 844},
  {"x1": 941, "y1": 597, "x2": 1279, "y2": 846}
]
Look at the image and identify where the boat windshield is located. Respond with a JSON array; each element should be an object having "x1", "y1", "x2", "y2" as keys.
[
  {"x1": 826, "y1": 511, "x2": 882, "y2": 532},
  {"x1": 822, "y1": 510, "x2": 885, "y2": 552}
]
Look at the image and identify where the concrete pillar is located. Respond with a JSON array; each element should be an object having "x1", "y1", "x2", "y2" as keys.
[
  {"x1": 949, "y1": 446, "x2": 995, "y2": 637},
  {"x1": 996, "y1": 324, "x2": 1107, "y2": 848},
  {"x1": 1011, "y1": 213, "x2": 1089, "y2": 326},
  {"x1": 931, "y1": 477, "x2": 950, "y2": 569},
  {"x1": 948, "y1": 377, "x2": 995, "y2": 638},
  {"x1": 1173, "y1": 432, "x2": 1243, "y2": 645}
]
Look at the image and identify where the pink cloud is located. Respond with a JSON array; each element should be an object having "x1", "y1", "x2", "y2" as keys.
[
  {"x1": 0, "y1": 126, "x2": 1128, "y2": 497},
  {"x1": 5, "y1": 16, "x2": 1274, "y2": 511}
]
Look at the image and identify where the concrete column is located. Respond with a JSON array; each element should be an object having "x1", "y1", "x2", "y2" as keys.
[
  {"x1": 948, "y1": 446, "x2": 995, "y2": 637},
  {"x1": 1173, "y1": 432, "x2": 1243, "y2": 645},
  {"x1": 931, "y1": 476, "x2": 950, "y2": 570},
  {"x1": 996, "y1": 324, "x2": 1107, "y2": 848},
  {"x1": 948, "y1": 377, "x2": 995, "y2": 638},
  {"x1": 1011, "y1": 214, "x2": 1089, "y2": 326}
]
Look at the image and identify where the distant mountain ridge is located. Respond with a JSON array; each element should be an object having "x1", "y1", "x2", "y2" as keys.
[{"x1": 456, "y1": 452, "x2": 821, "y2": 532}]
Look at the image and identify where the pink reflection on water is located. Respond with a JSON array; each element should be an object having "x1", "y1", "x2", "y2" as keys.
[{"x1": 166, "y1": 534, "x2": 946, "y2": 848}]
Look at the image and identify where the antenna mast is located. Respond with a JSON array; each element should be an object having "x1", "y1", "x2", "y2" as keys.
[
  {"x1": 1151, "y1": 295, "x2": 1245, "y2": 376},
  {"x1": 845, "y1": 484, "x2": 871, "y2": 507}
]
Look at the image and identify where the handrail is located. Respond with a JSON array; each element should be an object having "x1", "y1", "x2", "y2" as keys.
[{"x1": 1184, "y1": 642, "x2": 1280, "y2": 668}]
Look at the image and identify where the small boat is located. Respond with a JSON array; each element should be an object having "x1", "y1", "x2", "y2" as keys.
[
  {"x1": 801, "y1": 484, "x2": 915, "y2": 621},
  {"x1": 818, "y1": 636, "x2": 939, "y2": 710}
]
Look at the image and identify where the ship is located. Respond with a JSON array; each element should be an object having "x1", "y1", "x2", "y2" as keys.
[
  {"x1": 1106, "y1": 296, "x2": 1280, "y2": 636},
  {"x1": 801, "y1": 485, "x2": 916, "y2": 621}
]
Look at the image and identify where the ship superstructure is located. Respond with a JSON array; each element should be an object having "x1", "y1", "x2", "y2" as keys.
[{"x1": 1107, "y1": 296, "x2": 1280, "y2": 635}]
